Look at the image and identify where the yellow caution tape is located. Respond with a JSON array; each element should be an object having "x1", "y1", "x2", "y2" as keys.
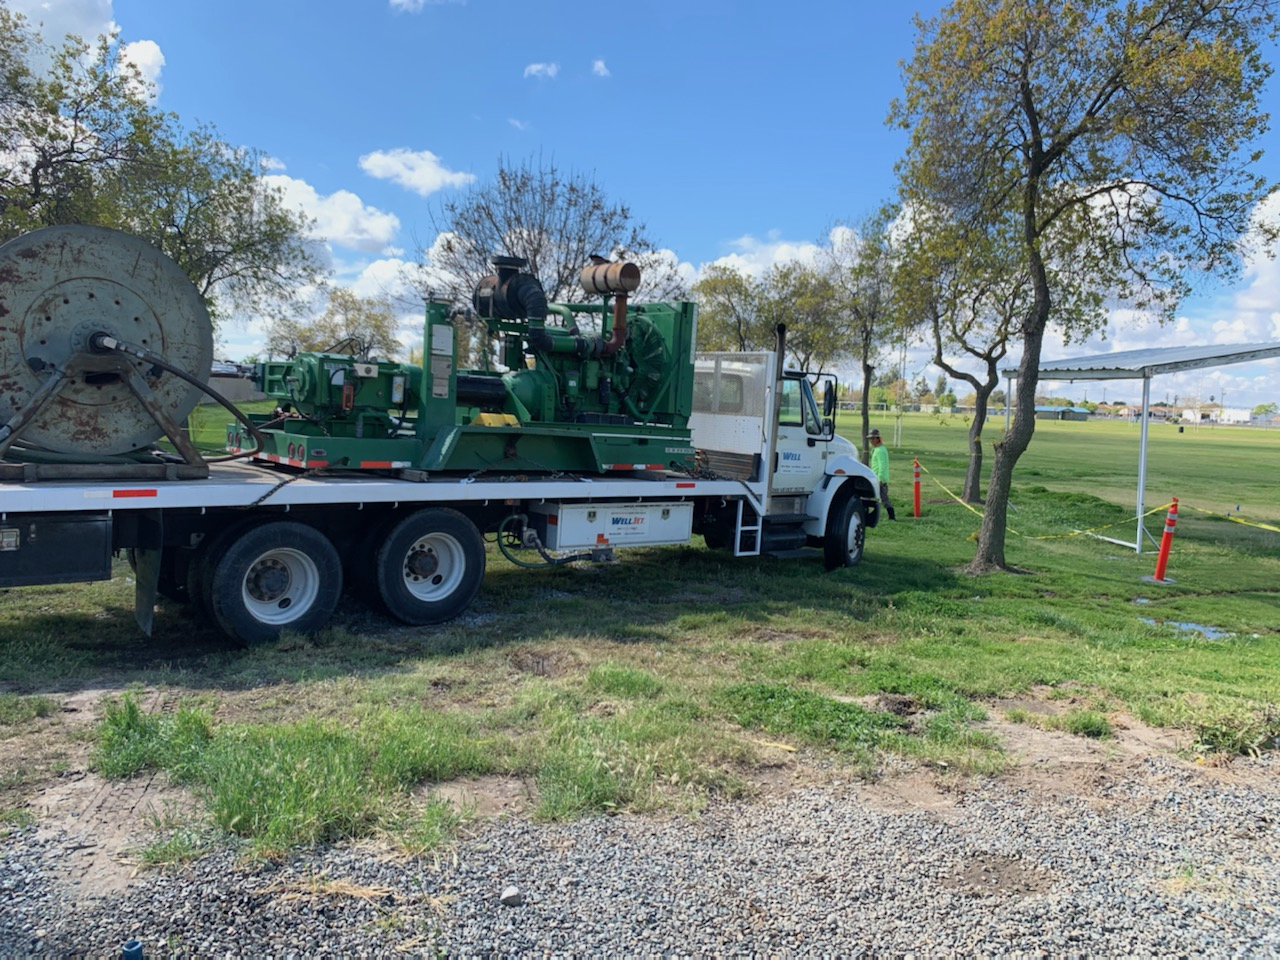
[
  {"x1": 1181, "y1": 503, "x2": 1280, "y2": 534},
  {"x1": 749, "y1": 738, "x2": 797, "y2": 752},
  {"x1": 913, "y1": 459, "x2": 1278, "y2": 540}
]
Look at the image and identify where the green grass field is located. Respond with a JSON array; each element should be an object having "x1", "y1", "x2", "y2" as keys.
[{"x1": 1, "y1": 408, "x2": 1276, "y2": 856}]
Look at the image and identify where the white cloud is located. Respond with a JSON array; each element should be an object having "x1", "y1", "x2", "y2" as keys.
[
  {"x1": 264, "y1": 174, "x2": 400, "y2": 253},
  {"x1": 508, "y1": 118, "x2": 528, "y2": 131},
  {"x1": 358, "y1": 148, "x2": 475, "y2": 197},
  {"x1": 592, "y1": 59, "x2": 610, "y2": 77},
  {"x1": 120, "y1": 38, "x2": 163, "y2": 95},
  {"x1": 7, "y1": 0, "x2": 115, "y2": 45},
  {"x1": 9, "y1": 0, "x2": 166, "y2": 94},
  {"x1": 523, "y1": 62, "x2": 559, "y2": 80},
  {"x1": 260, "y1": 155, "x2": 287, "y2": 172},
  {"x1": 698, "y1": 231, "x2": 825, "y2": 278},
  {"x1": 388, "y1": 0, "x2": 466, "y2": 10}
]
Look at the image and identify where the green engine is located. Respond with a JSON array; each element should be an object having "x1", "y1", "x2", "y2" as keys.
[{"x1": 234, "y1": 257, "x2": 698, "y2": 475}]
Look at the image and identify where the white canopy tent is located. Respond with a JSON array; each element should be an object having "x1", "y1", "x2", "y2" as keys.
[{"x1": 1003, "y1": 342, "x2": 1280, "y2": 553}]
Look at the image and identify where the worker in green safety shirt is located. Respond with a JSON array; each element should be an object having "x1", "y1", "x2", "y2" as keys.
[{"x1": 867, "y1": 428, "x2": 896, "y2": 521}]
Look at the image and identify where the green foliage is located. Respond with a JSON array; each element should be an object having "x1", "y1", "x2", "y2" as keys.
[
  {"x1": 139, "y1": 826, "x2": 214, "y2": 868},
  {"x1": 1192, "y1": 706, "x2": 1280, "y2": 757},
  {"x1": 892, "y1": 0, "x2": 1277, "y2": 570},
  {"x1": 360, "y1": 706, "x2": 495, "y2": 785},
  {"x1": 0, "y1": 693, "x2": 57, "y2": 725},
  {"x1": 0, "y1": 9, "x2": 321, "y2": 321},
  {"x1": 266, "y1": 288, "x2": 403, "y2": 361},
  {"x1": 93, "y1": 695, "x2": 213, "y2": 781},
  {"x1": 1058, "y1": 710, "x2": 1113, "y2": 740},
  {"x1": 399, "y1": 796, "x2": 469, "y2": 856},
  {"x1": 201, "y1": 721, "x2": 380, "y2": 851},
  {"x1": 719, "y1": 683, "x2": 904, "y2": 751},
  {"x1": 585, "y1": 663, "x2": 665, "y2": 700},
  {"x1": 692, "y1": 264, "x2": 768, "y2": 352}
]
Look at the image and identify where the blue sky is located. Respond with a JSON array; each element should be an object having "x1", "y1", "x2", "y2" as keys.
[{"x1": 12, "y1": 0, "x2": 1280, "y2": 410}]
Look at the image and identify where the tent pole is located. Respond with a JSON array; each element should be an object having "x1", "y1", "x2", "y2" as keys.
[{"x1": 1135, "y1": 374, "x2": 1151, "y2": 554}]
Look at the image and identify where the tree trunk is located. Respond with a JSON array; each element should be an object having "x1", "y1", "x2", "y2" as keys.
[
  {"x1": 963, "y1": 394, "x2": 987, "y2": 503},
  {"x1": 968, "y1": 318, "x2": 1044, "y2": 572},
  {"x1": 859, "y1": 358, "x2": 874, "y2": 464}
]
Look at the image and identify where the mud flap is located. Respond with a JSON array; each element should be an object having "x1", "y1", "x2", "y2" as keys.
[{"x1": 131, "y1": 510, "x2": 163, "y2": 636}]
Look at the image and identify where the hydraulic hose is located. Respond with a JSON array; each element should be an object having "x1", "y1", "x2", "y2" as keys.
[
  {"x1": 496, "y1": 513, "x2": 592, "y2": 569},
  {"x1": 90, "y1": 333, "x2": 266, "y2": 463}
]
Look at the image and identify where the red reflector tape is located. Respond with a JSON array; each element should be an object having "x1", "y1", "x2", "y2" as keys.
[
  {"x1": 113, "y1": 489, "x2": 157, "y2": 498},
  {"x1": 675, "y1": 482, "x2": 695, "y2": 488}
]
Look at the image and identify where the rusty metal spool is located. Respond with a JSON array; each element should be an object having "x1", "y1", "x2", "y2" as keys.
[{"x1": 0, "y1": 224, "x2": 213, "y2": 456}]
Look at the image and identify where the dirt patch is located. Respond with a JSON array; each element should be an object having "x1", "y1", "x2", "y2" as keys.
[
  {"x1": 943, "y1": 852, "x2": 1056, "y2": 897},
  {"x1": 7, "y1": 680, "x2": 1277, "y2": 910},
  {"x1": 7, "y1": 687, "x2": 202, "y2": 906},
  {"x1": 857, "y1": 769, "x2": 962, "y2": 818},
  {"x1": 431, "y1": 775, "x2": 530, "y2": 819},
  {"x1": 508, "y1": 647, "x2": 578, "y2": 678}
]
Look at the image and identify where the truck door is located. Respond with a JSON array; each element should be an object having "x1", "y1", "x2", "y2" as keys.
[{"x1": 772, "y1": 376, "x2": 827, "y2": 496}]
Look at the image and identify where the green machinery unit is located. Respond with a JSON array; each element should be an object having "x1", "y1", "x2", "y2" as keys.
[{"x1": 232, "y1": 258, "x2": 699, "y2": 475}]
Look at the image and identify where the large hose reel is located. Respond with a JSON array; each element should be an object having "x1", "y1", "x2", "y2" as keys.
[{"x1": 0, "y1": 225, "x2": 213, "y2": 466}]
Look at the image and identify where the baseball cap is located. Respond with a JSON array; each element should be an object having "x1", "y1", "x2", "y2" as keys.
[{"x1": 867, "y1": 429, "x2": 881, "y2": 439}]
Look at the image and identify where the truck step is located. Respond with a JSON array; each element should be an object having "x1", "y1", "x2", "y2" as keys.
[
  {"x1": 763, "y1": 513, "x2": 817, "y2": 526},
  {"x1": 763, "y1": 547, "x2": 820, "y2": 560}
]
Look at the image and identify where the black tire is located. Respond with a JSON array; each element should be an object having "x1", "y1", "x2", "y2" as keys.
[
  {"x1": 373, "y1": 508, "x2": 485, "y2": 625},
  {"x1": 824, "y1": 495, "x2": 866, "y2": 571},
  {"x1": 185, "y1": 521, "x2": 253, "y2": 618},
  {"x1": 207, "y1": 521, "x2": 343, "y2": 645},
  {"x1": 345, "y1": 514, "x2": 394, "y2": 606},
  {"x1": 701, "y1": 531, "x2": 729, "y2": 550}
]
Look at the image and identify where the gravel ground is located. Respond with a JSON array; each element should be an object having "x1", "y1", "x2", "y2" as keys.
[{"x1": 2, "y1": 754, "x2": 1277, "y2": 957}]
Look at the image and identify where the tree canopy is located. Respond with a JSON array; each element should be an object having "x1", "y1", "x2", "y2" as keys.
[
  {"x1": 0, "y1": 5, "x2": 321, "y2": 323},
  {"x1": 265, "y1": 289, "x2": 402, "y2": 360},
  {"x1": 893, "y1": 0, "x2": 1277, "y2": 571},
  {"x1": 420, "y1": 155, "x2": 688, "y2": 306}
]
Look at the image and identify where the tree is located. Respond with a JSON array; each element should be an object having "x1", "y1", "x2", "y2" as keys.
[
  {"x1": 105, "y1": 125, "x2": 323, "y2": 323},
  {"x1": 1253, "y1": 402, "x2": 1278, "y2": 417},
  {"x1": 0, "y1": 9, "x2": 321, "y2": 322},
  {"x1": 759, "y1": 262, "x2": 842, "y2": 373},
  {"x1": 894, "y1": 205, "x2": 1037, "y2": 502},
  {"x1": 893, "y1": 0, "x2": 1276, "y2": 571},
  {"x1": 266, "y1": 289, "x2": 402, "y2": 360},
  {"x1": 419, "y1": 155, "x2": 688, "y2": 362},
  {"x1": 692, "y1": 264, "x2": 767, "y2": 351},
  {"x1": 823, "y1": 208, "x2": 899, "y2": 462}
]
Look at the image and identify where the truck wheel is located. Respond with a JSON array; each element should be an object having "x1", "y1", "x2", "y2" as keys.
[
  {"x1": 374, "y1": 508, "x2": 485, "y2": 625},
  {"x1": 185, "y1": 521, "x2": 253, "y2": 617},
  {"x1": 824, "y1": 495, "x2": 866, "y2": 571},
  {"x1": 207, "y1": 521, "x2": 343, "y2": 645}
]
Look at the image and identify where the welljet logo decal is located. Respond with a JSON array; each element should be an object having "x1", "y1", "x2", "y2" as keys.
[
  {"x1": 612, "y1": 516, "x2": 646, "y2": 526},
  {"x1": 782, "y1": 452, "x2": 802, "y2": 461}
]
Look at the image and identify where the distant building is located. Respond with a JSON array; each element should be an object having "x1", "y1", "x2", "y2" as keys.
[{"x1": 1034, "y1": 405, "x2": 1091, "y2": 421}]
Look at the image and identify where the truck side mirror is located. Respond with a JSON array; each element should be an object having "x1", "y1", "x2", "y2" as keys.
[
  {"x1": 823, "y1": 417, "x2": 834, "y2": 437},
  {"x1": 823, "y1": 387, "x2": 836, "y2": 418}
]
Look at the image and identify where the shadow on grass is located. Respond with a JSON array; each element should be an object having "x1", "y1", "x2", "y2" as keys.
[{"x1": 0, "y1": 544, "x2": 965, "y2": 696}]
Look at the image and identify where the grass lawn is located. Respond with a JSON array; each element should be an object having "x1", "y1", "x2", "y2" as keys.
[{"x1": 1, "y1": 408, "x2": 1276, "y2": 856}]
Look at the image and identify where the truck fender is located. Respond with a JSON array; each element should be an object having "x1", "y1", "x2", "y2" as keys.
[{"x1": 804, "y1": 459, "x2": 880, "y2": 535}]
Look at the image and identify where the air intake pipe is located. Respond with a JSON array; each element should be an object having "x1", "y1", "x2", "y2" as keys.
[
  {"x1": 473, "y1": 257, "x2": 643, "y2": 359},
  {"x1": 580, "y1": 260, "x2": 641, "y2": 358}
]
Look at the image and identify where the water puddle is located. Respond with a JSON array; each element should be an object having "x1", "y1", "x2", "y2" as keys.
[{"x1": 1139, "y1": 617, "x2": 1234, "y2": 640}]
